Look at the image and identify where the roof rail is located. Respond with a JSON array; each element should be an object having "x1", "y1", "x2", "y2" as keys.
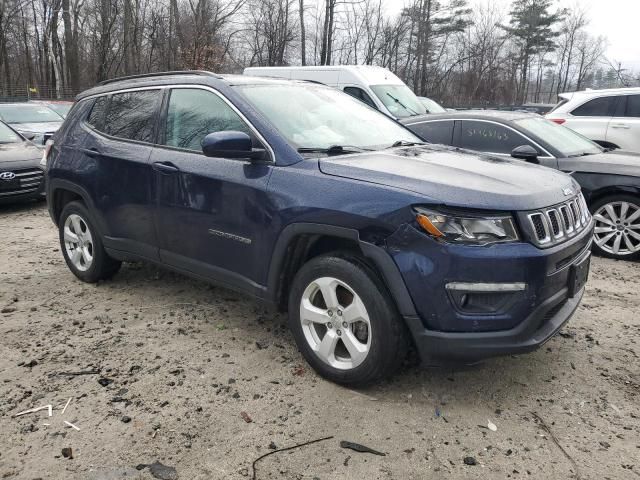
[{"x1": 98, "y1": 70, "x2": 221, "y2": 86}]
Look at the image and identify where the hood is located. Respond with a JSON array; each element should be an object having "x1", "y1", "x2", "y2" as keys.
[
  {"x1": 318, "y1": 145, "x2": 578, "y2": 211},
  {"x1": 558, "y1": 150, "x2": 640, "y2": 177},
  {"x1": 0, "y1": 141, "x2": 42, "y2": 167},
  {"x1": 9, "y1": 122, "x2": 62, "y2": 134}
]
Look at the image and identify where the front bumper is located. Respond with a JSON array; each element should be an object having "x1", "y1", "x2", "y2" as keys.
[
  {"x1": 388, "y1": 220, "x2": 593, "y2": 362},
  {"x1": 405, "y1": 285, "x2": 583, "y2": 361}
]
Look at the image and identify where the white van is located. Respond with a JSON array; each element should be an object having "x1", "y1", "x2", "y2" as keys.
[{"x1": 242, "y1": 65, "x2": 433, "y2": 119}]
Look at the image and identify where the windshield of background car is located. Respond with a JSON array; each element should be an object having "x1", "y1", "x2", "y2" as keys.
[
  {"x1": 47, "y1": 103, "x2": 72, "y2": 117},
  {"x1": 370, "y1": 84, "x2": 427, "y2": 117},
  {"x1": 420, "y1": 97, "x2": 447, "y2": 113},
  {"x1": 0, "y1": 122, "x2": 22, "y2": 143},
  {"x1": 0, "y1": 104, "x2": 63, "y2": 123},
  {"x1": 237, "y1": 84, "x2": 420, "y2": 150},
  {"x1": 514, "y1": 117, "x2": 602, "y2": 157}
]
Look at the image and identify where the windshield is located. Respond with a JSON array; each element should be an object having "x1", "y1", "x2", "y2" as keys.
[
  {"x1": 46, "y1": 103, "x2": 72, "y2": 118},
  {"x1": 419, "y1": 97, "x2": 447, "y2": 114},
  {"x1": 0, "y1": 104, "x2": 63, "y2": 124},
  {"x1": 0, "y1": 122, "x2": 23, "y2": 143},
  {"x1": 237, "y1": 84, "x2": 420, "y2": 150},
  {"x1": 370, "y1": 84, "x2": 427, "y2": 118},
  {"x1": 514, "y1": 117, "x2": 602, "y2": 157}
]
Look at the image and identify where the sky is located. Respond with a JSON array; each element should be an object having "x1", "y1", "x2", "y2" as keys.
[{"x1": 383, "y1": 0, "x2": 640, "y2": 71}]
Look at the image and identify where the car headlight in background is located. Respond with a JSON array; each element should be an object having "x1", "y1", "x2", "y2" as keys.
[{"x1": 415, "y1": 207, "x2": 519, "y2": 245}]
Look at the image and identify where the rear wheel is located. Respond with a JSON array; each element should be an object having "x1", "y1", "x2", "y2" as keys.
[
  {"x1": 590, "y1": 194, "x2": 640, "y2": 260},
  {"x1": 59, "y1": 201, "x2": 121, "y2": 282},
  {"x1": 288, "y1": 254, "x2": 407, "y2": 386}
]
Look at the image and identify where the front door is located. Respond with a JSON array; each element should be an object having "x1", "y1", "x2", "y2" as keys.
[
  {"x1": 606, "y1": 94, "x2": 640, "y2": 152},
  {"x1": 152, "y1": 87, "x2": 274, "y2": 295}
]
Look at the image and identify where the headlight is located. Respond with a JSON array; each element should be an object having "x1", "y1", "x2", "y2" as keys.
[{"x1": 415, "y1": 207, "x2": 519, "y2": 245}]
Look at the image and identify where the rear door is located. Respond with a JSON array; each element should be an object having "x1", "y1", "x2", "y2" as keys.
[
  {"x1": 82, "y1": 89, "x2": 162, "y2": 260},
  {"x1": 566, "y1": 95, "x2": 619, "y2": 145},
  {"x1": 606, "y1": 95, "x2": 640, "y2": 152},
  {"x1": 151, "y1": 86, "x2": 274, "y2": 295}
]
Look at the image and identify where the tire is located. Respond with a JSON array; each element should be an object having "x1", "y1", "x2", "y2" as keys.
[
  {"x1": 59, "y1": 201, "x2": 122, "y2": 282},
  {"x1": 590, "y1": 194, "x2": 640, "y2": 260},
  {"x1": 288, "y1": 253, "x2": 407, "y2": 386}
]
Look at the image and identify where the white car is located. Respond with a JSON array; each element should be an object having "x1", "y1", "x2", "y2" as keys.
[{"x1": 546, "y1": 87, "x2": 640, "y2": 153}]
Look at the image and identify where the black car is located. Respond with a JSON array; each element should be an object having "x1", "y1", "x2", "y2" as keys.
[
  {"x1": 402, "y1": 111, "x2": 640, "y2": 260},
  {"x1": 0, "y1": 121, "x2": 45, "y2": 203}
]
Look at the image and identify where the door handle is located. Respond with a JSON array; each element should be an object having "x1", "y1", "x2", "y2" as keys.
[
  {"x1": 611, "y1": 124, "x2": 630, "y2": 129},
  {"x1": 152, "y1": 161, "x2": 180, "y2": 174},
  {"x1": 78, "y1": 147, "x2": 100, "y2": 158}
]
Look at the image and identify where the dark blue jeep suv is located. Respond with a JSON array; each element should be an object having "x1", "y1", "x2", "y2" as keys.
[{"x1": 44, "y1": 71, "x2": 593, "y2": 385}]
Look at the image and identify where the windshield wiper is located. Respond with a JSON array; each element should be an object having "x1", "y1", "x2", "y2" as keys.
[
  {"x1": 387, "y1": 140, "x2": 427, "y2": 149},
  {"x1": 297, "y1": 145, "x2": 372, "y2": 156},
  {"x1": 386, "y1": 92, "x2": 418, "y2": 116}
]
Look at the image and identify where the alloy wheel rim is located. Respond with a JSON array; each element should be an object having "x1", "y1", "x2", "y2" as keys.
[
  {"x1": 299, "y1": 277, "x2": 371, "y2": 370},
  {"x1": 593, "y1": 201, "x2": 640, "y2": 256},
  {"x1": 63, "y1": 214, "x2": 94, "y2": 271}
]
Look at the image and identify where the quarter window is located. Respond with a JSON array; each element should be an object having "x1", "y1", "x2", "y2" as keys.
[
  {"x1": 343, "y1": 87, "x2": 376, "y2": 109},
  {"x1": 625, "y1": 95, "x2": 640, "y2": 117},
  {"x1": 87, "y1": 96, "x2": 108, "y2": 130},
  {"x1": 104, "y1": 90, "x2": 161, "y2": 142},
  {"x1": 164, "y1": 88, "x2": 252, "y2": 151},
  {"x1": 457, "y1": 121, "x2": 534, "y2": 155},
  {"x1": 409, "y1": 121, "x2": 454, "y2": 145},
  {"x1": 571, "y1": 96, "x2": 618, "y2": 117}
]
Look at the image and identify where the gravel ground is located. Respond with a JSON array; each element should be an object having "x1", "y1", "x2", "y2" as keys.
[{"x1": 0, "y1": 202, "x2": 639, "y2": 480}]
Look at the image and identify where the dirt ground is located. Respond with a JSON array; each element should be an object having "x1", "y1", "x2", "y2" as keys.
[{"x1": 0, "y1": 201, "x2": 638, "y2": 480}]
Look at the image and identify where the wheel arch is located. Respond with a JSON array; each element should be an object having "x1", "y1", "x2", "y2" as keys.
[
  {"x1": 586, "y1": 185, "x2": 640, "y2": 208},
  {"x1": 266, "y1": 223, "x2": 417, "y2": 317},
  {"x1": 48, "y1": 179, "x2": 99, "y2": 227}
]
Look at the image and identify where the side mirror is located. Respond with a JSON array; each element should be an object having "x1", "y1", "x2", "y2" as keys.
[
  {"x1": 511, "y1": 145, "x2": 539, "y2": 164},
  {"x1": 23, "y1": 132, "x2": 37, "y2": 141},
  {"x1": 201, "y1": 131, "x2": 265, "y2": 161}
]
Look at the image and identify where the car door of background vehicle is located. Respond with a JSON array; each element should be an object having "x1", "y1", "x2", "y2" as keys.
[
  {"x1": 567, "y1": 95, "x2": 620, "y2": 145},
  {"x1": 452, "y1": 120, "x2": 556, "y2": 168},
  {"x1": 82, "y1": 90, "x2": 161, "y2": 260},
  {"x1": 151, "y1": 86, "x2": 274, "y2": 295},
  {"x1": 606, "y1": 95, "x2": 640, "y2": 152}
]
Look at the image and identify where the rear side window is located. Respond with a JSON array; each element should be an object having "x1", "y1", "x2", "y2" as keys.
[
  {"x1": 409, "y1": 121, "x2": 454, "y2": 145},
  {"x1": 87, "y1": 96, "x2": 108, "y2": 130},
  {"x1": 625, "y1": 95, "x2": 640, "y2": 117},
  {"x1": 457, "y1": 120, "x2": 534, "y2": 154},
  {"x1": 104, "y1": 90, "x2": 161, "y2": 142},
  {"x1": 571, "y1": 96, "x2": 618, "y2": 117},
  {"x1": 163, "y1": 88, "x2": 252, "y2": 152},
  {"x1": 344, "y1": 87, "x2": 376, "y2": 109}
]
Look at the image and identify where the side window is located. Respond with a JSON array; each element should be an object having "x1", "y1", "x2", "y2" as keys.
[
  {"x1": 164, "y1": 88, "x2": 253, "y2": 152},
  {"x1": 625, "y1": 95, "x2": 640, "y2": 118},
  {"x1": 87, "y1": 96, "x2": 108, "y2": 131},
  {"x1": 571, "y1": 96, "x2": 618, "y2": 117},
  {"x1": 104, "y1": 90, "x2": 162, "y2": 142},
  {"x1": 344, "y1": 87, "x2": 377, "y2": 109},
  {"x1": 457, "y1": 121, "x2": 534, "y2": 154},
  {"x1": 410, "y1": 121, "x2": 454, "y2": 145}
]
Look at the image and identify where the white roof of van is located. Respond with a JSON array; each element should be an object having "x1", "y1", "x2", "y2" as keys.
[{"x1": 243, "y1": 65, "x2": 405, "y2": 86}]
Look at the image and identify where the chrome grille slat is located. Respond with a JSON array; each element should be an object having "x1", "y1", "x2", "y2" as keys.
[{"x1": 525, "y1": 194, "x2": 591, "y2": 248}]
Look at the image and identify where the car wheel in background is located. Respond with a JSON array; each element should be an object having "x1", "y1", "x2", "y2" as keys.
[
  {"x1": 590, "y1": 194, "x2": 640, "y2": 260},
  {"x1": 59, "y1": 201, "x2": 122, "y2": 282},
  {"x1": 288, "y1": 253, "x2": 407, "y2": 386}
]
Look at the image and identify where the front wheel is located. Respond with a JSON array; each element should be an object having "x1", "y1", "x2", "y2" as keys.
[
  {"x1": 59, "y1": 201, "x2": 122, "y2": 282},
  {"x1": 288, "y1": 254, "x2": 407, "y2": 386},
  {"x1": 590, "y1": 194, "x2": 640, "y2": 260}
]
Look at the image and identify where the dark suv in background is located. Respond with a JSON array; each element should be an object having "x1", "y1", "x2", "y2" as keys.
[{"x1": 44, "y1": 71, "x2": 593, "y2": 385}]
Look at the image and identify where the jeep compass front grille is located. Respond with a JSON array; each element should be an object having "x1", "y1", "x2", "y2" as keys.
[{"x1": 525, "y1": 194, "x2": 591, "y2": 247}]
